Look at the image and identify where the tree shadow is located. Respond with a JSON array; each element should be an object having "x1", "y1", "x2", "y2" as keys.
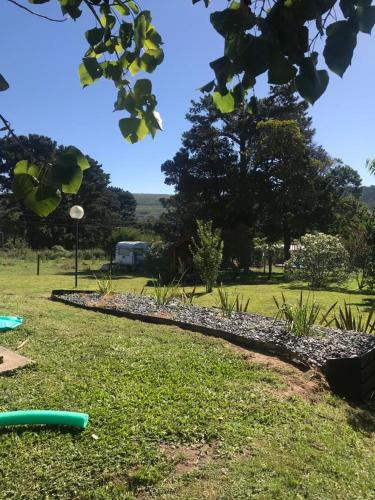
[
  {"x1": 284, "y1": 283, "x2": 375, "y2": 296},
  {"x1": 56, "y1": 270, "x2": 148, "y2": 281},
  {"x1": 220, "y1": 270, "x2": 286, "y2": 286},
  {"x1": 345, "y1": 402, "x2": 375, "y2": 436}
]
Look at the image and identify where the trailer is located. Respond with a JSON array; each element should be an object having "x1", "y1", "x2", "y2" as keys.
[{"x1": 114, "y1": 241, "x2": 150, "y2": 268}]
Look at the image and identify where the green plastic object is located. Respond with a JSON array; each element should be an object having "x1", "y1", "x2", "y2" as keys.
[
  {"x1": 0, "y1": 316, "x2": 23, "y2": 331},
  {"x1": 0, "y1": 410, "x2": 89, "y2": 429}
]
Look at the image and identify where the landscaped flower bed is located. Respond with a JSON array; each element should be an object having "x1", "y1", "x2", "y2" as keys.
[{"x1": 51, "y1": 290, "x2": 375, "y2": 401}]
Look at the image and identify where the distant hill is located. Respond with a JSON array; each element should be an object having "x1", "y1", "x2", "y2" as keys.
[
  {"x1": 133, "y1": 188, "x2": 375, "y2": 220},
  {"x1": 361, "y1": 186, "x2": 375, "y2": 208},
  {"x1": 133, "y1": 193, "x2": 171, "y2": 220}
]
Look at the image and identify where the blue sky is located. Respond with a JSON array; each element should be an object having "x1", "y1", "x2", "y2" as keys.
[{"x1": 1, "y1": 0, "x2": 375, "y2": 193}]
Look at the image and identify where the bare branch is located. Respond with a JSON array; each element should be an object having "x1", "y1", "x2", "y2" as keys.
[
  {"x1": 0, "y1": 114, "x2": 17, "y2": 139},
  {"x1": 7, "y1": 0, "x2": 67, "y2": 23}
]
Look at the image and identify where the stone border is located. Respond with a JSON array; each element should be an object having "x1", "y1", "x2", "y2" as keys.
[{"x1": 51, "y1": 290, "x2": 375, "y2": 401}]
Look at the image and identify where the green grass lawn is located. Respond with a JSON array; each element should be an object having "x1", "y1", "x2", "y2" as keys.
[{"x1": 1, "y1": 259, "x2": 375, "y2": 498}]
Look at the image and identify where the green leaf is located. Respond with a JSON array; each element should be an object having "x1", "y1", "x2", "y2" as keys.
[
  {"x1": 59, "y1": 0, "x2": 82, "y2": 19},
  {"x1": 210, "y1": 7, "x2": 256, "y2": 37},
  {"x1": 119, "y1": 117, "x2": 148, "y2": 143},
  {"x1": 114, "y1": 88, "x2": 127, "y2": 111},
  {"x1": 295, "y1": 58, "x2": 329, "y2": 104},
  {"x1": 268, "y1": 56, "x2": 297, "y2": 85},
  {"x1": 14, "y1": 160, "x2": 40, "y2": 177},
  {"x1": 128, "y1": 57, "x2": 143, "y2": 76},
  {"x1": 79, "y1": 57, "x2": 103, "y2": 87},
  {"x1": 212, "y1": 91, "x2": 235, "y2": 113},
  {"x1": 100, "y1": 14, "x2": 116, "y2": 29},
  {"x1": 13, "y1": 171, "x2": 61, "y2": 216},
  {"x1": 85, "y1": 27, "x2": 104, "y2": 46},
  {"x1": 127, "y1": 1, "x2": 139, "y2": 14},
  {"x1": 134, "y1": 11, "x2": 150, "y2": 51},
  {"x1": 323, "y1": 21, "x2": 357, "y2": 77},
  {"x1": 199, "y1": 80, "x2": 215, "y2": 93},
  {"x1": 12, "y1": 174, "x2": 37, "y2": 201},
  {"x1": 113, "y1": 1, "x2": 130, "y2": 15},
  {"x1": 119, "y1": 22, "x2": 133, "y2": 49},
  {"x1": 238, "y1": 35, "x2": 269, "y2": 79},
  {"x1": 100, "y1": 61, "x2": 122, "y2": 81},
  {"x1": 0, "y1": 74, "x2": 9, "y2": 92},
  {"x1": 57, "y1": 146, "x2": 89, "y2": 171},
  {"x1": 61, "y1": 166, "x2": 83, "y2": 194},
  {"x1": 134, "y1": 78, "x2": 152, "y2": 97},
  {"x1": 26, "y1": 186, "x2": 62, "y2": 217},
  {"x1": 141, "y1": 49, "x2": 164, "y2": 72},
  {"x1": 145, "y1": 25, "x2": 163, "y2": 50},
  {"x1": 356, "y1": 5, "x2": 375, "y2": 34},
  {"x1": 210, "y1": 56, "x2": 232, "y2": 92}
]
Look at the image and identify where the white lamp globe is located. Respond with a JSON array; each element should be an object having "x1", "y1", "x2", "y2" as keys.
[{"x1": 69, "y1": 205, "x2": 84, "y2": 220}]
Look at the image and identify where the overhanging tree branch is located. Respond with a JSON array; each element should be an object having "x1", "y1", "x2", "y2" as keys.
[
  {"x1": 7, "y1": 0, "x2": 67, "y2": 22},
  {"x1": 0, "y1": 114, "x2": 17, "y2": 140}
]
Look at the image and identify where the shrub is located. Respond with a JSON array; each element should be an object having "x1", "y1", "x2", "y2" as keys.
[
  {"x1": 78, "y1": 248, "x2": 107, "y2": 260},
  {"x1": 152, "y1": 278, "x2": 179, "y2": 306},
  {"x1": 144, "y1": 242, "x2": 174, "y2": 283},
  {"x1": 285, "y1": 233, "x2": 349, "y2": 288},
  {"x1": 1, "y1": 239, "x2": 33, "y2": 260},
  {"x1": 111, "y1": 226, "x2": 158, "y2": 245},
  {"x1": 321, "y1": 301, "x2": 375, "y2": 334},
  {"x1": 190, "y1": 220, "x2": 223, "y2": 293},
  {"x1": 216, "y1": 285, "x2": 250, "y2": 317},
  {"x1": 274, "y1": 292, "x2": 321, "y2": 337},
  {"x1": 179, "y1": 287, "x2": 196, "y2": 305},
  {"x1": 95, "y1": 273, "x2": 116, "y2": 296},
  {"x1": 345, "y1": 221, "x2": 375, "y2": 291}
]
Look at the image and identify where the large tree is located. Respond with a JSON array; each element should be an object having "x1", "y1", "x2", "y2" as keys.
[
  {"x1": 0, "y1": 134, "x2": 136, "y2": 248},
  {"x1": 254, "y1": 119, "x2": 319, "y2": 260},
  {"x1": 162, "y1": 85, "x2": 321, "y2": 263}
]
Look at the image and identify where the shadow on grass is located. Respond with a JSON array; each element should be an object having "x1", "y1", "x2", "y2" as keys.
[
  {"x1": 0, "y1": 424, "x2": 84, "y2": 438},
  {"x1": 56, "y1": 270, "x2": 147, "y2": 281},
  {"x1": 284, "y1": 283, "x2": 375, "y2": 296},
  {"x1": 219, "y1": 270, "x2": 286, "y2": 286},
  {"x1": 346, "y1": 403, "x2": 375, "y2": 435}
]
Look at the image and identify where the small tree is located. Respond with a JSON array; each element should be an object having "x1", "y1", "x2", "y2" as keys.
[
  {"x1": 286, "y1": 233, "x2": 349, "y2": 288},
  {"x1": 190, "y1": 220, "x2": 223, "y2": 293},
  {"x1": 346, "y1": 220, "x2": 375, "y2": 290}
]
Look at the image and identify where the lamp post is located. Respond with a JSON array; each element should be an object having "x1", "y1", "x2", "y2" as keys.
[{"x1": 69, "y1": 205, "x2": 84, "y2": 288}]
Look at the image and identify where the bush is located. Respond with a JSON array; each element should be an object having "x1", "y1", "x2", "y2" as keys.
[
  {"x1": 321, "y1": 301, "x2": 375, "y2": 334},
  {"x1": 274, "y1": 292, "x2": 321, "y2": 337},
  {"x1": 144, "y1": 242, "x2": 174, "y2": 283},
  {"x1": 216, "y1": 285, "x2": 250, "y2": 317},
  {"x1": 285, "y1": 233, "x2": 349, "y2": 288},
  {"x1": 78, "y1": 248, "x2": 107, "y2": 260},
  {"x1": 190, "y1": 220, "x2": 223, "y2": 293},
  {"x1": 1, "y1": 239, "x2": 33, "y2": 260}
]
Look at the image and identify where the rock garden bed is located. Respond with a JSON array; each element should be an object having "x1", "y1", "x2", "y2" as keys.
[{"x1": 51, "y1": 290, "x2": 375, "y2": 401}]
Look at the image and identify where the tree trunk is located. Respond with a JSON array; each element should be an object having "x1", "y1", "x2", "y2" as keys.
[
  {"x1": 283, "y1": 225, "x2": 292, "y2": 262},
  {"x1": 268, "y1": 253, "x2": 272, "y2": 280}
]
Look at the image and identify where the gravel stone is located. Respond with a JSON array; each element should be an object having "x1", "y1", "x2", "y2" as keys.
[{"x1": 57, "y1": 292, "x2": 375, "y2": 368}]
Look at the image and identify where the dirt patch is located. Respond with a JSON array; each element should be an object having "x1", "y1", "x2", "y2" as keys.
[
  {"x1": 0, "y1": 346, "x2": 33, "y2": 374},
  {"x1": 222, "y1": 342, "x2": 328, "y2": 402},
  {"x1": 160, "y1": 442, "x2": 217, "y2": 478}
]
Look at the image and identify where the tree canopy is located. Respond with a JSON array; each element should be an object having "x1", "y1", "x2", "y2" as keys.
[
  {"x1": 161, "y1": 85, "x2": 364, "y2": 265},
  {"x1": 0, "y1": 134, "x2": 136, "y2": 248},
  {"x1": 2, "y1": 0, "x2": 374, "y2": 216}
]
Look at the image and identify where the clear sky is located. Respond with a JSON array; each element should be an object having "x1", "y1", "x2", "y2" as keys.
[{"x1": 1, "y1": 0, "x2": 375, "y2": 193}]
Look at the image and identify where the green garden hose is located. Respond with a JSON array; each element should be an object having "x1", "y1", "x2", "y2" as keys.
[{"x1": 0, "y1": 410, "x2": 89, "y2": 429}]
